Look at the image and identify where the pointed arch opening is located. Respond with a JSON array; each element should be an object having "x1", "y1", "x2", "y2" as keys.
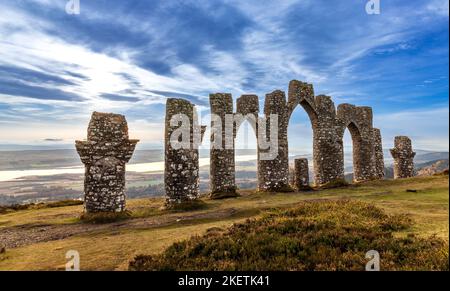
[
  {"x1": 235, "y1": 118, "x2": 258, "y2": 191},
  {"x1": 344, "y1": 122, "x2": 363, "y2": 183},
  {"x1": 287, "y1": 101, "x2": 318, "y2": 188}
]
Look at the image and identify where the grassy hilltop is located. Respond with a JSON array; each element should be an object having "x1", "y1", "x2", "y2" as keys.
[{"x1": 0, "y1": 175, "x2": 448, "y2": 271}]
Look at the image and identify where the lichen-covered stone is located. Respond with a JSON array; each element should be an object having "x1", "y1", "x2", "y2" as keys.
[
  {"x1": 258, "y1": 90, "x2": 290, "y2": 191},
  {"x1": 373, "y1": 128, "x2": 385, "y2": 179},
  {"x1": 336, "y1": 104, "x2": 377, "y2": 182},
  {"x1": 163, "y1": 80, "x2": 386, "y2": 198},
  {"x1": 287, "y1": 81, "x2": 345, "y2": 186},
  {"x1": 390, "y1": 136, "x2": 416, "y2": 179},
  {"x1": 75, "y1": 112, "x2": 138, "y2": 213},
  {"x1": 209, "y1": 93, "x2": 237, "y2": 198},
  {"x1": 165, "y1": 98, "x2": 205, "y2": 208},
  {"x1": 294, "y1": 158, "x2": 310, "y2": 190}
]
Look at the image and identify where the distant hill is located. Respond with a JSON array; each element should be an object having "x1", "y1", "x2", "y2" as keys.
[
  {"x1": 383, "y1": 159, "x2": 449, "y2": 179},
  {"x1": 415, "y1": 152, "x2": 449, "y2": 164},
  {"x1": 416, "y1": 159, "x2": 449, "y2": 176}
]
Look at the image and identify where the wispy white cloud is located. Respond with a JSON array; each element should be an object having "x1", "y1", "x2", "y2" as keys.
[
  {"x1": 375, "y1": 106, "x2": 449, "y2": 151},
  {"x1": 0, "y1": 0, "x2": 447, "y2": 149},
  {"x1": 426, "y1": 0, "x2": 449, "y2": 17}
]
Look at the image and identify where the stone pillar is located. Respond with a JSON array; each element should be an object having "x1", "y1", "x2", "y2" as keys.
[
  {"x1": 373, "y1": 128, "x2": 385, "y2": 179},
  {"x1": 353, "y1": 107, "x2": 375, "y2": 182},
  {"x1": 313, "y1": 95, "x2": 345, "y2": 185},
  {"x1": 390, "y1": 136, "x2": 416, "y2": 179},
  {"x1": 164, "y1": 98, "x2": 206, "y2": 208},
  {"x1": 294, "y1": 158, "x2": 310, "y2": 190},
  {"x1": 258, "y1": 90, "x2": 290, "y2": 192},
  {"x1": 209, "y1": 93, "x2": 237, "y2": 199},
  {"x1": 75, "y1": 112, "x2": 139, "y2": 213}
]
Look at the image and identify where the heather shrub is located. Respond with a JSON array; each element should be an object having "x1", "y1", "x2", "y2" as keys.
[{"x1": 129, "y1": 200, "x2": 449, "y2": 271}]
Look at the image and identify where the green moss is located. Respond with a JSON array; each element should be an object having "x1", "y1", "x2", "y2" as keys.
[
  {"x1": 129, "y1": 200, "x2": 448, "y2": 271},
  {"x1": 164, "y1": 199, "x2": 208, "y2": 212},
  {"x1": 317, "y1": 179, "x2": 349, "y2": 189}
]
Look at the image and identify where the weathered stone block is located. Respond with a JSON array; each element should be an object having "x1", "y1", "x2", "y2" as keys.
[
  {"x1": 75, "y1": 112, "x2": 138, "y2": 213},
  {"x1": 258, "y1": 90, "x2": 290, "y2": 191},
  {"x1": 373, "y1": 128, "x2": 385, "y2": 179},
  {"x1": 165, "y1": 98, "x2": 205, "y2": 207},
  {"x1": 209, "y1": 93, "x2": 237, "y2": 199},
  {"x1": 294, "y1": 158, "x2": 310, "y2": 190},
  {"x1": 390, "y1": 136, "x2": 415, "y2": 179}
]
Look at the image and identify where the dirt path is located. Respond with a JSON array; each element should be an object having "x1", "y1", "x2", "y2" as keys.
[{"x1": 0, "y1": 208, "x2": 238, "y2": 249}]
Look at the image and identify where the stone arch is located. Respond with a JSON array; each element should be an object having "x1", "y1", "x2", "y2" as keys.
[
  {"x1": 337, "y1": 104, "x2": 376, "y2": 182},
  {"x1": 287, "y1": 99, "x2": 319, "y2": 130},
  {"x1": 286, "y1": 80, "x2": 344, "y2": 186},
  {"x1": 257, "y1": 80, "x2": 347, "y2": 191},
  {"x1": 209, "y1": 93, "x2": 260, "y2": 198},
  {"x1": 287, "y1": 80, "x2": 319, "y2": 128},
  {"x1": 286, "y1": 87, "x2": 318, "y2": 187},
  {"x1": 235, "y1": 94, "x2": 259, "y2": 138},
  {"x1": 234, "y1": 95, "x2": 259, "y2": 191}
]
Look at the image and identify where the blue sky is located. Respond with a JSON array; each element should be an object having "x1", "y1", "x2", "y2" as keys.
[{"x1": 0, "y1": 0, "x2": 448, "y2": 152}]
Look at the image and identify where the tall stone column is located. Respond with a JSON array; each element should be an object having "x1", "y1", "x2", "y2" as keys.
[
  {"x1": 352, "y1": 107, "x2": 375, "y2": 182},
  {"x1": 294, "y1": 158, "x2": 310, "y2": 190},
  {"x1": 209, "y1": 93, "x2": 237, "y2": 199},
  {"x1": 164, "y1": 98, "x2": 206, "y2": 208},
  {"x1": 313, "y1": 95, "x2": 345, "y2": 185},
  {"x1": 258, "y1": 90, "x2": 290, "y2": 192},
  {"x1": 390, "y1": 136, "x2": 416, "y2": 179},
  {"x1": 373, "y1": 128, "x2": 385, "y2": 179},
  {"x1": 75, "y1": 112, "x2": 139, "y2": 213}
]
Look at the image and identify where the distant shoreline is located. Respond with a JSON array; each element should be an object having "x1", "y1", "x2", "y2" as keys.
[{"x1": 0, "y1": 155, "x2": 258, "y2": 182}]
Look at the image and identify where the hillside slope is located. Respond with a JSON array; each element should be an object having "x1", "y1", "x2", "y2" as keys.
[{"x1": 0, "y1": 175, "x2": 448, "y2": 271}]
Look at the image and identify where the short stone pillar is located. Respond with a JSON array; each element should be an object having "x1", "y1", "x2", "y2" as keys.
[
  {"x1": 164, "y1": 98, "x2": 206, "y2": 208},
  {"x1": 76, "y1": 112, "x2": 139, "y2": 213},
  {"x1": 294, "y1": 159, "x2": 310, "y2": 190},
  {"x1": 390, "y1": 136, "x2": 416, "y2": 179}
]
